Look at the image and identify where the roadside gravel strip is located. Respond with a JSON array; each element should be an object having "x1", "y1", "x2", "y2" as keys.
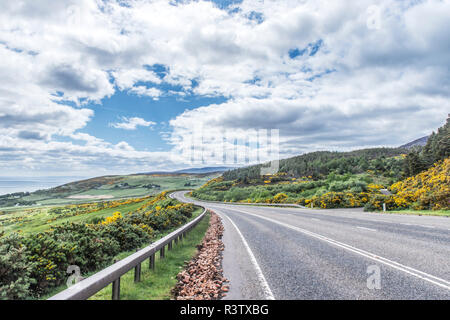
[{"x1": 172, "y1": 211, "x2": 229, "y2": 300}]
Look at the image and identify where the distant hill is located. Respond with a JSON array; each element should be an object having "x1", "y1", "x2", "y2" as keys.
[
  {"x1": 140, "y1": 166, "x2": 235, "y2": 175},
  {"x1": 400, "y1": 136, "x2": 429, "y2": 149},
  {"x1": 174, "y1": 166, "x2": 235, "y2": 174}
]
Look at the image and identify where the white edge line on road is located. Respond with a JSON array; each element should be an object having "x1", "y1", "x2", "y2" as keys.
[
  {"x1": 230, "y1": 207, "x2": 450, "y2": 291},
  {"x1": 220, "y1": 212, "x2": 275, "y2": 300},
  {"x1": 356, "y1": 226, "x2": 377, "y2": 232}
]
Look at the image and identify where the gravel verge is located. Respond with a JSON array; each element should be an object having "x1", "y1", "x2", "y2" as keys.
[{"x1": 172, "y1": 211, "x2": 229, "y2": 300}]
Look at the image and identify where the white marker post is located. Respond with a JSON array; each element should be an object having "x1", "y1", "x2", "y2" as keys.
[{"x1": 382, "y1": 203, "x2": 386, "y2": 212}]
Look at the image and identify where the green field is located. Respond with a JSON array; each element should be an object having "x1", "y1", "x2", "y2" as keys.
[
  {"x1": 0, "y1": 173, "x2": 219, "y2": 237},
  {"x1": 0, "y1": 173, "x2": 219, "y2": 208},
  {"x1": 89, "y1": 212, "x2": 210, "y2": 300},
  {"x1": 0, "y1": 199, "x2": 148, "y2": 236}
]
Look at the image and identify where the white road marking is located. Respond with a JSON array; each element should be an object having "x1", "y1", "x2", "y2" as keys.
[
  {"x1": 356, "y1": 226, "x2": 377, "y2": 232},
  {"x1": 400, "y1": 222, "x2": 436, "y2": 229},
  {"x1": 311, "y1": 218, "x2": 321, "y2": 221},
  {"x1": 219, "y1": 212, "x2": 275, "y2": 300},
  {"x1": 229, "y1": 207, "x2": 450, "y2": 291}
]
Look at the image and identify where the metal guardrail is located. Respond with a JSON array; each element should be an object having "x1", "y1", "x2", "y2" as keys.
[
  {"x1": 220, "y1": 202, "x2": 306, "y2": 209},
  {"x1": 48, "y1": 208, "x2": 207, "y2": 300},
  {"x1": 178, "y1": 192, "x2": 307, "y2": 209}
]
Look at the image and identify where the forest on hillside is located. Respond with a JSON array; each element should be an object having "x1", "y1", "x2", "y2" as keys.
[
  {"x1": 223, "y1": 148, "x2": 407, "y2": 182},
  {"x1": 192, "y1": 117, "x2": 450, "y2": 212}
]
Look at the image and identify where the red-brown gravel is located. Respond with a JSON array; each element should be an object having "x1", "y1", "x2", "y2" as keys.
[{"x1": 172, "y1": 211, "x2": 228, "y2": 300}]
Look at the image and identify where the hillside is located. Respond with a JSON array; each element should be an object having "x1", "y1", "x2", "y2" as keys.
[
  {"x1": 0, "y1": 191, "x2": 202, "y2": 299},
  {"x1": 192, "y1": 147, "x2": 407, "y2": 204},
  {"x1": 387, "y1": 158, "x2": 449, "y2": 210},
  {"x1": 400, "y1": 136, "x2": 429, "y2": 149},
  {"x1": 223, "y1": 147, "x2": 407, "y2": 181},
  {"x1": 193, "y1": 118, "x2": 450, "y2": 212},
  {"x1": 403, "y1": 116, "x2": 450, "y2": 176},
  {"x1": 0, "y1": 173, "x2": 219, "y2": 208}
]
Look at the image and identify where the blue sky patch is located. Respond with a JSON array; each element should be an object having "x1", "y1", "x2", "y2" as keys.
[
  {"x1": 79, "y1": 91, "x2": 228, "y2": 152},
  {"x1": 289, "y1": 39, "x2": 324, "y2": 59},
  {"x1": 289, "y1": 48, "x2": 307, "y2": 59}
]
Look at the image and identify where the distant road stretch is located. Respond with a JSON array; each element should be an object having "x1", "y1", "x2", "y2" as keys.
[{"x1": 172, "y1": 191, "x2": 450, "y2": 300}]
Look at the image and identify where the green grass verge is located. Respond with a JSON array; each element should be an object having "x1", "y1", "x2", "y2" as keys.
[
  {"x1": 382, "y1": 209, "x2": 450, "y2": 217},
  {"x1": 89, "y1": 212, "x2": 210, "y2": 300},
  {"x1": 40, "y1": 207, "x2": 207, "y2": 300}
]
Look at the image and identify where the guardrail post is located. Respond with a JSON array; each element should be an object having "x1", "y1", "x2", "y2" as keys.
[
  {"x1": 134, "y1": 249, "x2": 141, "y2": 283},
  {"x1": 160, "y1": 246, "x2": 165, "y2": 259},
  {"x1": 168, "y1": 240, "x2": 172, "y2": 251},
  {"x1": 112, "y1": 259, "x2": 120, "y2": 300},
  {"x1": 149, "y1": 253, "x2": 155, "y2": 270},
  {"x1": 134, "y1": 264, "x2": 141, "y2": 283},
  {"x1": 174, "y1": 237, "x2": 178, "y2": 245}
]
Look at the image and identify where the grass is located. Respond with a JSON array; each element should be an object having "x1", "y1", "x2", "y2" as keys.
[
  {"x1": 89, "y1": 212, "x2": 210, "y2": 300},
  {"x1": 10, "y1": 174, "x2": 218, "y2": 207},
  {"x1": 383, "y1": 209, "x2": 450, "y2": 217},
  {"x1": 40, "y1": 207, "x2": 207, "y2": 300},
  {"x1": 0, "y1": 199, "x2": 148, "y2": 236}
]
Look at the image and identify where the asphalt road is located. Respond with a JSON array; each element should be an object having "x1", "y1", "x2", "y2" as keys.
[{"x1": 172, "y1": 191, "x2": 450, "y2": 300}]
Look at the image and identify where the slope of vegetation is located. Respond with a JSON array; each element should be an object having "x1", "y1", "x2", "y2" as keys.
[
  {"x1": 192, "y1": 117, "x2": 450, "y2": 213},
  {"x1": 89, "y1": 213, "x2": 210, "y2": 300},
  {"x1": 305, "y1": 158, "x2": 449, "y2": 212},
  {"x1": 0, "y1": 173, "x2": 219, "y2": 208},
  {"x1": 0, "y1": 197, "x2": 150, "y2": 236},
  {"x1": 223, "y1": 147, "x2": 406, "y2": 181},
  {"x1": 403, "y1": 116, "x2": 449, "y2": 176},
  {"x1": 0, "y1": 192, "x2": 201, "y2": 300},
  {"x1": 192, "y1": 147, "x2": 405, "y2": 205},
  {"x1": 374, "y1": 158, "x2": 449, "y2": 211},
  {"x1": 192, "y1": 172, "x2": 388, "y2": 205}
]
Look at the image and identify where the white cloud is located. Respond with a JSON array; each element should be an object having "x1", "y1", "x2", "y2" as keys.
[
  {"x1": 109, "y1": 117, "x2": 156, "y2": 130},
  {"x1": 128, "y1": 86, "x2": 162, "y2": 99},
  {"x1": 112, "y1": 68, "x2": 162, "y2": 90},
  {"x1": 0, "y1": 0, "x2": 449, "y2": 176}
]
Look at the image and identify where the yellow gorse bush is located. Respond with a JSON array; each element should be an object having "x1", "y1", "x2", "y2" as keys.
[
  {"x1": 367, "y1": 183, "x2": 384, "y2": 192},
  {"x1": 302, "y1": 192, "x2": 371, "y2": 209},
  {"x1": 100, "y1": 211, "x2": 122, "y2": 225},
  {"x1": 389, "y1": 158, "x2": 450, "y2": 210}
]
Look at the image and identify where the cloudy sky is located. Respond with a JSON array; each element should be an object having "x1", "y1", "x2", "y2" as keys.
[{"x1": 0, "y1": 0, "x2": 449, "y2": 177}]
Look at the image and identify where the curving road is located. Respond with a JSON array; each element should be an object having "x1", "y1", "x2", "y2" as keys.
[{"x1": 172, "y1": 191, "x2": 450, "y2": 300}]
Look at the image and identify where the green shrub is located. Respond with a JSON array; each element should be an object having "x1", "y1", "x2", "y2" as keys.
[
  {"x1": 0, "y1": 233, "x2": 35, "y2": 300},
  {"x1": 0, "y1": 194, "x2": 196, "y2": 299}
]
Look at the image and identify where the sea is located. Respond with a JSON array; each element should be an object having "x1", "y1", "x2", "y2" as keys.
[{"x1": 0, "y1": 176, "x2": 87, "y2": 196}]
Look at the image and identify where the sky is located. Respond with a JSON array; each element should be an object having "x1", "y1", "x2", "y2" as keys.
[{"x1": 0, "y1": 0, "x2": 449, "y2": 177}]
